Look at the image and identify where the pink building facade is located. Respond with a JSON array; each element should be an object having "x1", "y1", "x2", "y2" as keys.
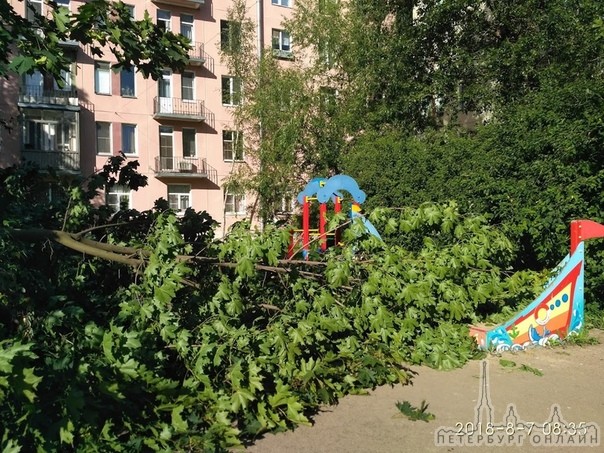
[{"x1": 0, "y1": 0, "x2": 294, "y2": 235}]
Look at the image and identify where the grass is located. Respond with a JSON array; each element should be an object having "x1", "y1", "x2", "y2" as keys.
[
  {"x1": 499, "y1": 358, "x2": 543, "y2": 376},
  {"x1": 563, "y1": 329, "x2": 600, "y2": 346}
]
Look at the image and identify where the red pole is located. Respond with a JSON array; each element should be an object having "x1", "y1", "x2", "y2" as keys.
[
  {"x1": 319, "y1": 202, "x2": 327, "y2": 251},
  {"x1": 570, "y1": 221, "x2": 580, "y2": 255},
  {"x1": 334, "y1": 196, "x2": 341, "y2": 245},
  {"x1": 303, "y1": 196, "x2": 310, "y2": 259}
]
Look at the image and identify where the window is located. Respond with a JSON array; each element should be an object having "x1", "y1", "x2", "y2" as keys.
[
  {"x1": 159, "y1": 70, "x2": 171, "y2": 98},
  {"x1": 168, "y1": 184, "x2": 190, "y2": 212},
  {"x1": 181, "y1": 14, "x2": 193, "y2": 41},
  {"x1": 319, "y1": 86, "x2": 337, "y2": 114},
  {"x1": 222, "y1": 130, "x2": 243, "y2": 161},
  {"x1": 121, "y1": 124, "x2": 136, "y2": 155},
  {"x1": 107, "y1": 185, "x2": 131, "y2": 212},
  {"x1": 225, "y1": 194, "x2": 245, "y2": 214},
  {"x1": 24, "y1": 69, "x2": 73, "y2": 95},
  {"x1": 120, "y1": 67, "x2": 135, "y2": 97},
  {"x1": 95, "y1": 62, "x2": 111, "y2": 95},
  {"x1": 26, "y1": 0, "x2": 42, "y2": 22},
  {"x1": 271, "y1": 0, "x2": 290, "y2": 6},
  {"x1": 183, "y1": 128, "x2": 196, "y2": 157},
  {"x1": 24, "y1": 121, "x2": 57, "y2": 151},
  {"x1": 96, "y1": 122, "x2": 111, "y2": 154},
  {"x1": 279, "y1": 196, "x2": 295, "y2": 213},
  {"x1": 157, "y1": 10, "x2": 171, "y2": 31},
  {"x1": 220, "y1": 20, "x2": 241, "y2": 52},
  {"x1": 125, "y1": 4, "x2": 134, "y2": 18},
  {"x1": 56, "y1": 68, "x2": 73, "y2": 91},
  {"x1": 159, "y1": 126, "x2": 174, "y2": 170},
  {"x1": 318, "y1": 39, "x2": 333, "y2": 68},
  {"x1": 181, "y1": 72, "x2": 194, "y2": 101},
  {"x1": 272, "y1": 29, "x2": 292, "y2": 58},
  {"x1": 222, "y1": 76, "x2": 241, "y2": 106},
  {"x1": 22, "y1": 110, "x2": 79, "y2": 169}
]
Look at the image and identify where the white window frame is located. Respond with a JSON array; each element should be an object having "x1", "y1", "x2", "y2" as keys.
[
  {"x1": 271, "y1": 0, "x2": 290, "y2": 7},
  {"x1": 107, "y1": 185, "x2": 132, "y2": 212},
  {"x1": 222, "y1": 130, "x2": 243, "y2": 161},
  {"x1": 182, "y1": 128, "x2": 196, "y2": 158},
  {"x1": 26, "y1": 0, "x2": 43, "y2": 22},
  {"x1": 225, "y1": 193, "x2": 246, "y2": 215},
  {"x1": 180, "y1": 14, "x2": 194, "y2": 41},
  {"x1": 159, "y1": 126, "x2": 174, "y2": 170},
  {"x1": 159, "y1": 70, "x2": 172, "y2": 98},
  {"x1": 55, "y1": 68, "x2": 73, "y2": 91},
  {"x1": 121, "y1": 123, "x2": 137, "y2": 155},
  {"x1": 168, "y1": 184, "x2": 191, "y2": 213},
  {"x1": 181, "y1": 72, "x2": 195, "y2": 101},
  {"x1": 272, "y1": 29, "x2": 291, "y2": 52},
  {"x1": 279, "y1": 196, "x2": 295, "y2": 213},
  {"x1": 96, "y1": 121, "x2": 111, "y2": 155},
  {"x1": 95, "y1": 62, "x2": 111, "y2": 95},
  {"x1": 222, "y1": 76, "x2": 241, "y2": 106},
  {"x1": 157, "y1": 10, "x2": 171, "y2": 31}
]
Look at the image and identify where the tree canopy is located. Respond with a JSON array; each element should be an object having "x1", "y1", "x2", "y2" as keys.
[
  {"x1": 1, "y1": 0, "x2": 190, "y2": 83},
  {"x1": 225, "y1": 0, "x2": 604, "y2": 299}
]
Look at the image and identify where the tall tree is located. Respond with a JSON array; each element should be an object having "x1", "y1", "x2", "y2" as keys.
[{"x1": 220, "y1": 0, "x2": 346, "y2": 224}]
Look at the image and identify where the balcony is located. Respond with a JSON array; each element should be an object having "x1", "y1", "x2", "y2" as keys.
[
  {"x1": 151, "y1": 0, "x2": 204, "y2": 9},
  {"x1": 22, "y1": 150, "x2": 80, "y2": 173},
  {"x1": 58, "y1": 39, "x2": 80, "y2": 50},
  {"x1": 272, "y1": 49, "x2": 294, "y2": 60},
  {"x1": 187, "y1": 42, "x2": 207, "y2": 66},
  {"x1": 153, "y1": 97, "x2": 213, "y2": 124},
  {"x1": 153, "y1": 156, "x2": 218, "y2": 184},
  {"x1": 19, "y1": 86, "x2": 79, "y2": 110}
]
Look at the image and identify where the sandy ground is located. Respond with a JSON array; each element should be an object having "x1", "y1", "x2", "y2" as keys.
[{"x1": 244, "y1": 330, "x2": 604, "y2": 452}]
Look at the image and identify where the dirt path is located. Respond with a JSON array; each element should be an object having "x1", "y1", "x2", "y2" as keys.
[{"x1": 245, "y1": 330, "x2": 604, "y2": 452}]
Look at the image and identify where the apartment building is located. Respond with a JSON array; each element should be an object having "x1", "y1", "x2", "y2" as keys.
[{"x1": 0, "y1": 0, "x2": 294, "y2": 233}]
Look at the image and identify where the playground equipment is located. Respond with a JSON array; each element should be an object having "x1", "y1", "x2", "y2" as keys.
[
  {"x1": 470, "y1": 220, "x2": 604, "y2": 351},
  {"x1": 287, "y1": 175, "x2": 381, "y2": 259}
]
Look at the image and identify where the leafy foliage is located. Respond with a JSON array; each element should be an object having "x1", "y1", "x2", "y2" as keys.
[
  {"x1": 0, "y1": 0, "x2": 190, "y2": 84},
  {"x1": 246, "y1": 0, "x2": 604, "y2": 306},
  {"x1": 395, "y1": 400, "x2": 435, "y2": 422},
  {"x1": 519, "y1": 364, "x2": 543, "y2": 377},
  {"x1": 1, "y1": 165, "x2": 544, "y2": 451}
]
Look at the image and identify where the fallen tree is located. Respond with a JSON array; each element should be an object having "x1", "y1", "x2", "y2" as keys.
[{"x1": 1, "y1": 164, "x2": 544, "y2": 451}]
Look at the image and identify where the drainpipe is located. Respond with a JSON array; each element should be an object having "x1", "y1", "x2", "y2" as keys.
[
  {"x1": 257, "y1": 0, "x2": 264, "y2": 60},
  {"x1": 255, "y1": 0, "x2": 265, "y2": 226}
]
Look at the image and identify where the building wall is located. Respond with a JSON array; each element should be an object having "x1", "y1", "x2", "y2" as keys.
[{"x1": 1, "y1": 0, "x2": 295, "y2": 235}]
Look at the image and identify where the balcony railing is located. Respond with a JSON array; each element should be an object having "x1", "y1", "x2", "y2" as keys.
[
  {"x1": 22, "y1": 150, "x2": 80, "y2": 172},
  {"x1": 154, "y1": 156, "x2": 218, "y2": 184},
  {"x1": 19, "y1": 85, "x2": 79, "y2": 108},
  {"x1": 151, "y1": 0, "x2": 204, "y2": 9},
  {"x1": 153, "y1": 97, "x2": 213, "y2": 124},
  {"x1": 188, "y1": 42, "x2": 207, "y2": 66}
]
